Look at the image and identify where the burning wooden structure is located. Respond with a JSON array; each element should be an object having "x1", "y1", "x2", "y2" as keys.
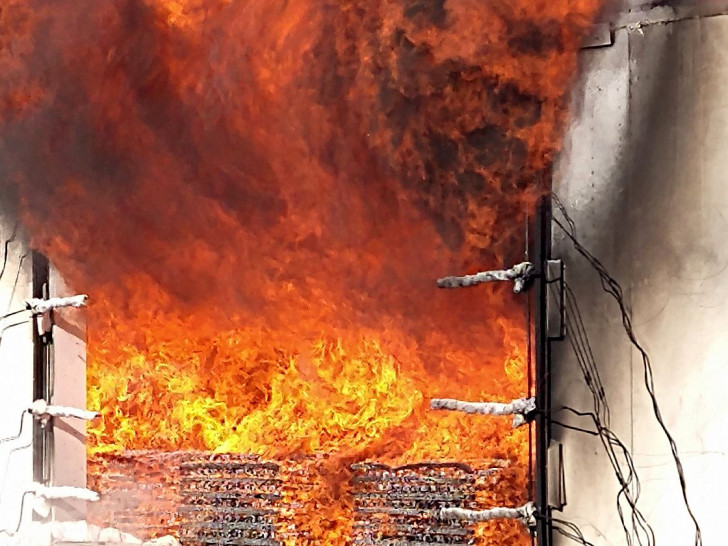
[{"x1": 87, "y1": 452, "x2": 521, "y2": 545}]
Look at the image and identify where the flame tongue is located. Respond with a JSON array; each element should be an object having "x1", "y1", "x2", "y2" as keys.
[
  {"x1": 87, "y1": 278, "x2": 529, "y2": 460},
  {"x1": 1, "y1": 0, "x2": 603, "y2": 543}
]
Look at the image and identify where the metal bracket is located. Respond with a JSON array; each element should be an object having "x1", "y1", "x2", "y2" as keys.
[
  {"x1": 581, "y1": 23, "x2": 613, "y2": 49},
  {"x1": 547, "y1": 442, "x2": 567, "y2": 512},
  {"x1": 546, "y1": 260, "x2": 565, "y2": 340}
]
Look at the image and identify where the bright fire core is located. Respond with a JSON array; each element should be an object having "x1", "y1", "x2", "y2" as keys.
[{"x1": 0, "y1": 0, "x2": 604, "y2": 543}]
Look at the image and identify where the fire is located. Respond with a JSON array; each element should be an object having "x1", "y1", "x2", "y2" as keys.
[
  {"x1": 0, "y1": 0, "x2": 603, "y2": 543},
  {"x1": 86, "y1": 275, "x2": 527, "y2": 461}
]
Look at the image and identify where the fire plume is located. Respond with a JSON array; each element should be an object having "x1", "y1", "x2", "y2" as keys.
[{"x1": 0, "y1": 0, "x2": 603, "y2": 543}]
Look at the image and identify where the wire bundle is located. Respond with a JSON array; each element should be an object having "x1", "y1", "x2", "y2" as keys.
[{"x1": 552, "y1": 193, "x2": 703, "y2": 546}]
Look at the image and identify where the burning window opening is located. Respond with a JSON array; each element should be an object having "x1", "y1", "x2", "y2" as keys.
[
  {"x1": 3, "y1": 225, "x2": 548, "y2": 546},
  {"x1": 0, "y1": 0, "x2": 606, "y2": 544}
]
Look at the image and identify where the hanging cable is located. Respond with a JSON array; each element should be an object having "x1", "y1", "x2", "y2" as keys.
[
  {"x1": 553, "y1": 192, "x2": 703, "y2": 546},
  {"x1": 544, "y1": 515, "x2": 597, "y2": 546},
  {"x1": 0, "y1": 232, "x2": 37, "y2": 540},
  {"x1": 554, "y1": 280, "x2": 655, "y2": 546},
  {"x1": 551, "y1": 419, "x2": 598, "y2": 437},
  {"x1": 546, "y1": 234, "x2": 653, "y2": 546},
  {"x1": 0, "y1": 411, "x2": 28, "y2": 445},
  {"x1": 0, "y1": 223, "x2": 18, "y2": 285},
  {"x1": 1, "y1": 412, "x2": 33, "y2": 492}
]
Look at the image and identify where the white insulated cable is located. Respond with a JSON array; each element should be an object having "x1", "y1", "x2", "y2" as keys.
[
  {"x1": 25, "y1": 294, "x2": 88, "y2": 314},
  {"x1": 436, "y1": 262, "x2": 534, "y2": 293},
  {"x1": 31, "y1": 485, "x2": 100, "y2": 519},
  {"x1": 430, "y1": 397, "x2": 536, "y2": 427},
  {"x1": 31, "y1": 484, "x2": 99, "y2": 502},
  {"x1": 440, "y1": 502, "x2": 535, "y2": 527},
  {"x1": 29, "y1": 399, "x2": 98, "y2": 421}
]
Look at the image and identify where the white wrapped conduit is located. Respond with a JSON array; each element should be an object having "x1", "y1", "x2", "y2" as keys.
[
  {"x1": 439, "y1": 502, "x2": 536, "y2": 528},
  {"x1": 430, "y1": 397, "x2": 536, "y2": 428},
  {"x1": 3, "y1": 486, "x2": 101, "y2": 536},
  {"x1": 47, "y1": 522, "x2": 181, "y2": 546},
  {"x1": 29, "y1": 399, "x2": 98, "y2": 421},
  {"x1": 32, "y1": 486, "x2": 101, "y2": 519},
  {"x1": 25, "y1": 294, "x2": 88, "y2": 314},
  {"x1": 436, "y1": 262, "x2": 534, "y2": 293},
  {"x1": 31, "y1": 484, "x2": 99, "y2": 502}
]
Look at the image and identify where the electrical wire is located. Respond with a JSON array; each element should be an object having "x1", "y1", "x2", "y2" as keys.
[
  {"x1": 0, "y1": 411, "x2": 28, "y2": 445},
  {"x1": 0, "y1": 319, "x2": 32, "y2": 358},
  {"x1": 0, "y1": 490, "x2": 32, "y2": 537},
  {"x1": 547, "y1": 229, "x2": 654, "y2": 545},
  {"x1": 534, "y1": 511, "x2": 597, "y2": 546},
  {"x1": 551, "y1": 419, "x2": 598, "y2": 437},
  {"x1": 551, "y1": 267, "x2": 655, "y2": 546},
  {"x1": 558, "y1": 403, "x2": 652, "y2": 546},
  {"x1": 0, "y1": 413, "x2": 33, "y2": 538},
  {"x1": 0, "y1": 308, "x2": 29, "y2": 321},
  {"x1": 0, "y1": 223, "x2": 18, "y2": 284},
  {"x1": 0, "y1": 237, "x2": 28, "y2": 320},
  {"x1": 3, "y1": 252, "x2": 27, "y2": 319},
  {"x1": 563, "y1": 282, "x2": 609, "y2": 426},
  {"x1": 550, "y1": 517, "x2": 597, "y2": 546},
  {"x1": 525, "y1": 213, "x2": 535, "y2": 500},
  {"x1": 1, "y1": 423, "x2": 33, "y2": 491},
  {"x1": 552, "y1": 193, "x2": 703, "y2": 546},
  {"x1": 0, "y1": 233, "x2": 33, "y2": 539},
  {"x1": 565, "y1": 287, "x2": 654, "y2": 545}
]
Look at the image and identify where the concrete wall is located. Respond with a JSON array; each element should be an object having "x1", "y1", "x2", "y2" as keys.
[
  {"x1": 0, "y1": 225, "x2": 88, "y2": 541},
  {"x1": 0, "y1": 222, "x2": 35, "y2": 538},
  {"x1": 553, "y1": 10, "x2": 728, "y2": 546}
]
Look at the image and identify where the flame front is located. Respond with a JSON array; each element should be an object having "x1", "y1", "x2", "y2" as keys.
[{"x1": 0, "y1": 0, "x2": 603, "y2": 543}]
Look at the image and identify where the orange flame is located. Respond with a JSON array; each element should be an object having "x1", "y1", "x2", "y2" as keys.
[{"x1": 0, "y1": 0, "x2": 603, "y2": 543}]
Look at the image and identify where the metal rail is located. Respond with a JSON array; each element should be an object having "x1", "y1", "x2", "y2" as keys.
[{"x1": 532, "y1": 195, "x2": 553, "y2": 546}]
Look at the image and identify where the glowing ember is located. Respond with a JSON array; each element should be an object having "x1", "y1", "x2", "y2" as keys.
[{"x1": 0, "y1": 0, "x2": 603, "y2": 543}]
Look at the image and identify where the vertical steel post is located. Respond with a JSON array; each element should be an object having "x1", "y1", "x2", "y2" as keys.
[{"x1": 533, "y1": 195, "x2": 552, "y2": 546}]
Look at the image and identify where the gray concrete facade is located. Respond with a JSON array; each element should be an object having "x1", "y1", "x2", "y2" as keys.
[{"x1": 552, "y1": 9, "x2": 728, "y2": 546}]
